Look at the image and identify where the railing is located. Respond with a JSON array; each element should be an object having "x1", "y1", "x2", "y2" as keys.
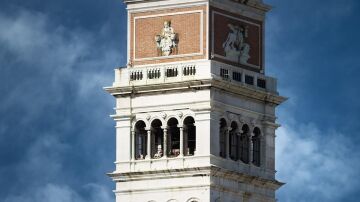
[
  {"x1": 220, "y1": 68, "x2": 229, "y2": 80},
  {"x1": 114, "y1": 61, "x2": 277, "y2": 93},
  {"x1": 217, "y1": 67, "x2": 272, "y2": 91},
  {"x1": 148, "y1": 68, "x2": 161, "y2": 79},
  {"x1": 130, "y1": 71, "x2": 143, "y2": 81},
  {"x1": 165, "y1": 67, "x2": 178, "y2": 77},
  {"x1": 183, "y1": 65, "x2": 196, "y2": 76},
  {"x1": 128, "y1": 64, "x2": 197, "y2": 82}
]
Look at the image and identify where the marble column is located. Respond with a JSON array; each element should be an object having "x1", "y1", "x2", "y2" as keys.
[
  {"x1": 179, "y1": 126, "x2": 184, "y2": 157},
  {"x1": 131, "y1": 130, "x2": 135, "y2": 161},
  {"x1": 146, "y1": 130, "x2": 151, "y2": 159},
  {"x1": 249, "y1": 132, "x2": 254, "y2": 164}
]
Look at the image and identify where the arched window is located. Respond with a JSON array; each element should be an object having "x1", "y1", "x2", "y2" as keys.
[
  {"x1": 186, "y1": 197, "x2": 200, "y2": 202},
  {"x1": 135, "y1": 121, "x2": 147, "y2": 160},
  {"x1": 151, "y1": 119, "x2": 163, "y2": 159},
  {"x1": 252, "y1": 127, "x2": 261, "y2": 167},
  {"x1": 229, "y1": 121, "x2": 239, "y2": 161},
  {"x1": 239, "y1": 124, "x2": 250, "y2": 164},
  {"x1": 184, "y1": 117, "x2": 196, "y2": 156},
  {"x1": 219, "y1": 118, "x2": 227, "y2": 158},
  {"x1": 168, "y1": 118, "x2": 180, "y2": 157}
]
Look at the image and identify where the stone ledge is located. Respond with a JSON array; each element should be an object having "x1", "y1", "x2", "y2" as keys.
[
  {"x1": 104, "y1": 78, "x2": 287, "y2": 105},
  {"x1": 108, "y1": 165, "x2": 284, "y2": 190}
]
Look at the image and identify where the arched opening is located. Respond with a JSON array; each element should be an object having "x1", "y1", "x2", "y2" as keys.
[
  {"x1": 219, "y1": 118, "x2": 227, "y2": 158},
  {"x1": 135, "y1": 120, "x2": 147, "y2": 160},
  {"x1": 229, "y1": 121, "x2": 239, "y2": 161},
  {"x1": 167, "y1": 118, "x2": 180, "y2": 157},
  {"x1": 184, "y1": 117, "x2": 196, "y2": 156},
  {"x1": 252, "y1": 127, "x2": 261, "y2": 167},
  {"x1": 186, "y1": 198, "x2": 200, "y2": 202},
  {"x1": 151, "y1": 119, "x2": 163, "y2": 159},
  {"x1": 239, "y1": 124, "x2": 250, "y2": 164}
]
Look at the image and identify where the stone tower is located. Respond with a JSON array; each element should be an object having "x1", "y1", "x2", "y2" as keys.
[{"x1": 105, "y1": 0, "x2": 286, "y2": 201}]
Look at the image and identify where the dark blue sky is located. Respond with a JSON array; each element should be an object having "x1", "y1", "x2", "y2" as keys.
[{"x1": 0, "y1": 0, "x2": 359, "y2": 201}]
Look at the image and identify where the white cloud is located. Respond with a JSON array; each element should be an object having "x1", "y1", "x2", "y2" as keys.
[
  {"x1": 0, "y1": 8, "x2": 121, "y2": 124},
  {"x1": 4, "y1": 183, "x2": 112, "y2": 202},
  {"x1": 0, "y1": 7, "x2": 117, "y2": 202},
  {"x1": 276, "y1": 118, "x2": 360, "y2": 201}
]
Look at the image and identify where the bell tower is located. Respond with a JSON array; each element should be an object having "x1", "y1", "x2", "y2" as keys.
[{"x1": 105, "y1": 0, "x2": 286, "y2": 201}]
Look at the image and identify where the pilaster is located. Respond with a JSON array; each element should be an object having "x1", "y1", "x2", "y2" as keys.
[
  {"x1": 115, "y1": 116, "x2": 132, "y2": 169},
  {"x1": 194, "y1": 110, "x2": 212, "y2": 156}
]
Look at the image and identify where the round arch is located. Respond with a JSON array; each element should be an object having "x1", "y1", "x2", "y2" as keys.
[
  {"x1": 132, "y1": 118, "x2": 149, "y2": 130},
  {"x1": 239, "y1": 124, "x2": 251, "y2": 164},
  {"x1": 229, "y1": 121, "x2": 239, "y2": 161},
  {"x1": 219, "y1": 118, "x2": 228, "y2": 158},
  {"x1": 165, "y1": 115, "x2": 181, "y2": 126},
  {"x1": 219, "y1": 116, "x2": 230, "y2": 126},
  {"x1": 134, "y1": 120, "x2": 147, "y2": 160},
  {"x1": 150, "y1": 119, "x2": 164, "y2": 159},
  {"x1": 186, "y1": 197, "x2": 200, "y2": 202},
  {"x1": 183, "y1": 116, "x2": 196, "y2": 156},
  {"x1": 167, "y1": 117, "x2": 180, "y2": 157},
  {"x1": 149, "y1": 116, "x2": 166, "y2": 128},
  {"x1": 252, "y1": 127, "x2": 261, "y2": 167}
]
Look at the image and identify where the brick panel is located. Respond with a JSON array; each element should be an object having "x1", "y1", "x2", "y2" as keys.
[{"x1": 130, "y1": 6, "x2": 207, "y2": 66}]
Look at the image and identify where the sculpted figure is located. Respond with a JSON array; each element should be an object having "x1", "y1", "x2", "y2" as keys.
[
  {"x1": 154, "y1": 144, "x2": 163, "y2": 158},
  {"x1": 222, "y1": 23, "x2": 251, "y2": 64},
  {"x1": 155, "y1": 21, "x2": 178, "y2": 56}
]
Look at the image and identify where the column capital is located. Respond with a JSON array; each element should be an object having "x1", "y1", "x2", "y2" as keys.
[{"x1": 248, "y1": 132, "x2": 255, "y2": 138}]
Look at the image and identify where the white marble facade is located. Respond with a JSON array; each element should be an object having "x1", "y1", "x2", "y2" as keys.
[
  {"x1": 105, "y1": 0, "x2": 285, "y2": 202},
  {"x1": 106, "y1": 59, "x2": 285, "y2": 201}
]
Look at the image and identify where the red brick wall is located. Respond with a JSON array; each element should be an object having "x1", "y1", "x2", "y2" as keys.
[{"x1": 130, "y1": 6, "x2": 207, "y2": 66}]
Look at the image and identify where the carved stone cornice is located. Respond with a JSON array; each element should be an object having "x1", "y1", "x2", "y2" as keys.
[
  {"x1": 104, "y1": 79, "x2": 212, "y2": 97},
  {"x1": 108, "y1": 165, "x2": 284, "y2": 190},
  {"x1": 104, "y1": 78, "x2": 287, "y2": 105}
]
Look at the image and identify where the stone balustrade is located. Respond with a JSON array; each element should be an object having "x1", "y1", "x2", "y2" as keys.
[{"x1": 113, "y1": 61, "x2": 279, "y2": 94}]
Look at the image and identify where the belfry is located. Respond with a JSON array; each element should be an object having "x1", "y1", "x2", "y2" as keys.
[{"x1": 105, "y1": 0, "x2": 286, "y2": 201}]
